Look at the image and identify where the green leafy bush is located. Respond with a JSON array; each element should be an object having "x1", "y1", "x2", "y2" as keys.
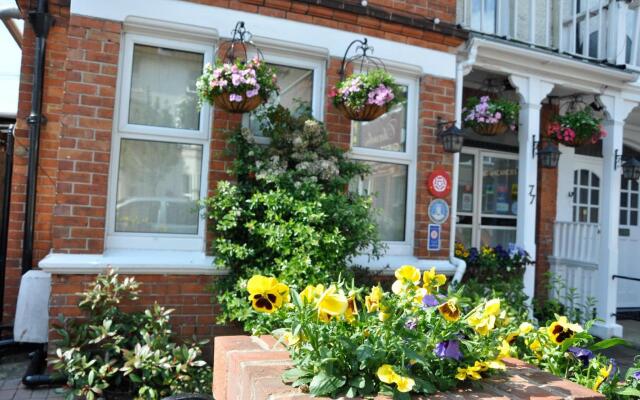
[
  {"x1": 52, "y1": 270, "x2": 212, "y2": 400},
  {"x1": 203, "y1": 106, "x2": 382, "y2": 331}
]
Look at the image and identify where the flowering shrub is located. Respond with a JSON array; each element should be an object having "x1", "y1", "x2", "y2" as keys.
[
  {"x1": 462, "y1": 96, "x2": 519, "y2": 132},
  {"x1": 545, "y1": 109, "x2": 606, "y2": 146},
  {"x1": 249, "y1": 265, "x2": 522, "y2": 398},
  {"x1": 330, "y1": 69, "x2": 402, "y2": 112},
  {"x1": 196, "y1": 57, "x2": 278, "y2": 106},
  {"x1": 203, "y1": 106, "x2": 382, "y2": 330}
]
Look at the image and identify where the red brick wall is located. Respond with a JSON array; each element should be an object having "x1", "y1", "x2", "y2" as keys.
[
  {"x1": 535, "y1": 103, "x2": 559, "y2": 300},
  {"x1": 8, "y1": 0, "x2": 459, "y2": 339}
]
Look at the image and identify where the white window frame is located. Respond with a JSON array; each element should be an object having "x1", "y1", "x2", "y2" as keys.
[
  {"x1": 457, "y1": 148, "x2": 518, "y2": 248},
  {"x1": 106, "y1": 30, "x2": 214, "y2": 252},
  {"x1": 350, "y1": 73, "x2": 418, "y2": 256},
  {"x1": 243, "y1": 44, "x2": 326, "y2": 144}
]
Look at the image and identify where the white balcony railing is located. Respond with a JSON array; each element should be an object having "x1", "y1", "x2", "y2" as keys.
[
  {"x1": 552, "y1": 221, "x2": 600, "y2": 264},
  {"x1": 458, "y1": 0, "x2": 640, "y2": 69}
]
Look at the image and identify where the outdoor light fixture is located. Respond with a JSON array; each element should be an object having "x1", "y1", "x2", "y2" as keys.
[
  {"x1": 614, "y1": 149, "x2": 640, "y2": 181},
  {"x1": 532, "y1": 135, "x2": 561, "y2": 169},
  {"x1": 436, "y1": 117, "x2": 464, "y2": 153}
]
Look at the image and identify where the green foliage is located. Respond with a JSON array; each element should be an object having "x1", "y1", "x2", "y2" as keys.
[
  {"x1": 547, "y1": 108, "x2": 605, "y2": 145},
  {"x1": 52, "y1": 270, "x2": 211, "y2": 400},
  {"x1": 534, "y1": 272, "x2": 597, "y2": 326},
  {"x1": 203, "y1": 105, "x2": 382, "y2": 331}
]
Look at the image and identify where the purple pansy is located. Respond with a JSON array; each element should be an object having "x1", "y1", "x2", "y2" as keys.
[
  {"x1": 632, "y1": 370, "x2": 640, "y2": 380},
  {"x1": 567, "y1": 347, "x2": 594, "y2": 366},
  {"x1": 422, "y1": 294, "x2": 439, "y2": 308},
  {"x1": 434, "y1": 340, "x2": 462, "y2": 361},
  {"x1": 405, "y1": 318, "x2": 417, "y2": 330}
]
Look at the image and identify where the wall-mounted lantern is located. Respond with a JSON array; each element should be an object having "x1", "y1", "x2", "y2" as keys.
[{"x1": 436, "y1": 117, "x2": 464, "y2": 153}]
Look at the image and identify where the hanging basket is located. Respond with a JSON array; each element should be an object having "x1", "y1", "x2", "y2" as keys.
[
  {"x1": 212, "y1": 92, "x2": 264, "y2": 114},
  {"x1": 337, "y1": 103, "x2": 388, "y2": 122},
  {"x1": 472, "y1": 121, "x2": 509, "y2": 136},
  {"x1": 552, "y1": 136, "x2": 593, "y2": 148}
]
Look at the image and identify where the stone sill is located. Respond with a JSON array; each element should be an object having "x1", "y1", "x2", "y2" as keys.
[{"x1": 213, "y1": 335, "x2": 605, "y2": 400}]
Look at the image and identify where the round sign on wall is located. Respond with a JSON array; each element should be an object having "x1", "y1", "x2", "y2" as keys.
[
  {"x1": 427, "y1": 169, "x2": 451, "y2": 198},
  {"x1": 428, "y1": 199, "x2": 450, "y2": 224}
]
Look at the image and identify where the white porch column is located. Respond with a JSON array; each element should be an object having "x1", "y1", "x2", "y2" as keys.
[
  {"x1": 593, "y1": 94, "x2": 636, "y2": 338},
  {"x1": 509, "y1": 75, "x2": 554, "y2": 303}
]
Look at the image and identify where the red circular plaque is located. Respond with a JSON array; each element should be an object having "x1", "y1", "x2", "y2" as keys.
[{"x1": 427, "y1": 169, "x2": 451, "y2": 198}]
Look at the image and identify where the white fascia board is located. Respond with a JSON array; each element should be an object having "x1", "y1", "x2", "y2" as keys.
[
  {"x1": 70, "y1": 0, "x2": 455, "y2": 79},
  {"x1": 468, "y1": 38, "x2": 637, "y2": 93}
]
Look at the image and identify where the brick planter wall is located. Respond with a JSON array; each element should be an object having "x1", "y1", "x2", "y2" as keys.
[{"x1": 213, "y1": 335, "x2": 605, "y2": 400}]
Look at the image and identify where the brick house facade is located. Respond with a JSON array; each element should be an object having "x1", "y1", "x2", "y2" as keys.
[{"x1": 7, "y1": 0, "x2": 470, "y2": 342}]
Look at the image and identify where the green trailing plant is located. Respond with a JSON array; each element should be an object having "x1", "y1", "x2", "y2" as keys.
[
  {"x1": 545, "y1": 108, "x2": 606, "y2": 146},
  {"x1": 462, "y1": 96, "x2": 519, "y2": 131},
  {"x1": 203, "y1": 105, "x2": 383, "y2": 331},
  {"x1": 534, "y1": 272, "x2": 597, "y2": 326},
  {"x1": 52, "y1": 270, "x2": 212, "y2": 400}
]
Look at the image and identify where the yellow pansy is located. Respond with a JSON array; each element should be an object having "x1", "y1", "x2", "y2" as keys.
[
  {"x1": 468, "y1": 312, "x2": 496, "y2": 336},
  {"x1": 455, "y1": 361, "x2": 485, "y2": 381},
  {"x1": 498, "y1": 340, "x2": 512, "y2": 359},
  {"x1": 593, "y1": 363, "x2": 614, "y2": 391},
  {"x1": 392, "y1": 265, "x2": 421, "y2": 294},
  {"x1": 547, "y1": 316, "x2": 583, "y2": 345},
  {"x1": 345, "y1": 291, "x2": 359, "y2": 322},
  {"x1": 484, "y1": 359, "x2": 506, "y2": 370},
  {"x1": 529, "y1": 339, "x2": 542, "y2": 359},
  {"x1": 282, "y1": 331, "x2": 300, "y2": 346},
  {"x1": 376, "y1": 364, "x2": 397, "y2": 384},
  {"x1": 376, "y1": 364, "x2": 414, "y2": 393},
  {"x1": 365, "y1": 285, "x2": 384, "y2": 313},
  {"x1": 422, "y1": 267, "x2": 447, "y2": 294},
  {"x1": 519, "y1": 322, "x2": 534, "y2": 334},
  {"x1": 505, "y1": 330, "x2": 519, "y2": 345},
  {"x1": 246, "y1": 275, "x2": 290, "y2": 313},
  {"x1": 483, "y1": 299, "x2": 501, "y2": 316},
  {"x1": 316, "y1": 285, "x2": 348, "y2": 321},
  {"x1": 395, "y1": 375, "x2": 415, "y2": 393},
  {"x1": 412, "y1": 287, "x2": 428, "y2": 304},
  {"x1": 300, "y1": 284, "x2": 324, "y2": 304},
  {"x1": 438, "y1": 298, "x2": 460, "y2": 322}
]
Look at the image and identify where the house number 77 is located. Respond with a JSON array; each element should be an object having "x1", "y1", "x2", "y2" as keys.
[{"x1": 529, "y1": 185, "x2": 536, "y2": 205}]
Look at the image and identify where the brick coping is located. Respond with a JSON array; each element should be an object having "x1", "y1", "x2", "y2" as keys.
[{"x1": 213, "y1": 335, "x2": 605, "y2": 399}]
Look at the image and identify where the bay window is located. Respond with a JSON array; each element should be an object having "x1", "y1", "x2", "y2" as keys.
[
  {"x1": 107, "y1": 32, "x2": 213, "y2": 251},
  {"x1": 349, "y1": 77, "x2": 417, "y2": 256}
]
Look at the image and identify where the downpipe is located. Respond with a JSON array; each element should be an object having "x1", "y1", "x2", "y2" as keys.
[{"x1": 449, "y1": 44, "x2": 477, "y2": 285}]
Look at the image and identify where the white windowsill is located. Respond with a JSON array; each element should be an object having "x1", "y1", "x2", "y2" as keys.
[
  {"x1": 38, "y1": 250, "x2": 457, "y2": 276},
  {"x1": 38, "y1": 249, "x2": 223, "y2": 275}
]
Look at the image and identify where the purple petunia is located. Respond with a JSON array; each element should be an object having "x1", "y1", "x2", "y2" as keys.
[
  {"x1": 567, "y1": 347, "x2": 594, "y2": 366},
  {"x1": 434, "y1": 340, "x2": 462, "y2": 361},
  {"x1": 422, "y1": 294, "x2": 439, "y2": 308},
  {"x1": 229, "y1": 93, "x2": 243, "y2": 102}
]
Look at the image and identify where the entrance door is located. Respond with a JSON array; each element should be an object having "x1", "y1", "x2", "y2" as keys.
[{"x1": 618, "y1": 177, "x2": 640, "y2": 309}]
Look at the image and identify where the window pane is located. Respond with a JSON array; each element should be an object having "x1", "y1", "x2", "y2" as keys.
[
  {"x1": 621, "y1": 193, "x2": 628, "y2": 208},
  {"x1": 129, "y1": 44, "x2": 203, "y2": 130},
  {"x1": 115, "y1": 139, "x2": 202, "y2": 234},
  {"x1": 590, "y1": 208, "x2": 598, "y2": 223},
  {"x1": 632, "y1": 193, "x2": 638, "y2": 208},
  {"x1": 247, "y1": 64, "x2": 314, "y2": 135},
  {"x1": 580, "y1": 170, "x2": 589, "y2": 185},
  {"x1": 479, "y1": 228, "x2": 515, "y2": 248},
  {"x1": 632, "y1": 211, "x2": 638, "y2": 226},
  {"x1": 591, "y1": 189, "x2": 599, "y2": 205},
  {"x1": 351, "y1": 86, "x2": 408, "y2": 152},
  {"x1": 621, "y1": 210, "x2": 628, "y2": 226},
  {"x1": 456, "y1": 226, "x2": 473, "y2": 248},
  {"x1": 350, "y1": 162, "x2": 407, "y2": 241},
  {"x1": 481, "y1": 156, "x2": 518, "y2": 215},
  {"x1": 457, "y1": 153, "x2": 475, "y2": 213}
]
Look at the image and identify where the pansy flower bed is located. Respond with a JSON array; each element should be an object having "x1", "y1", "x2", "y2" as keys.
[
  {"x1": 248, "y1": 265, "x2": 521, "y2": 398},
  {"x1": 245, "y1": 264, "x2": 640, "y2": 399}
]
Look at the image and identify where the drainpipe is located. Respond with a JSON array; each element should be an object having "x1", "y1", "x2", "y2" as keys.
[
  {"x1": 21, "y1": 0, "x2": 53, "y2": 274},
  {"x1": 0, "y1": 5, "x2": 23, "y2": 48},
  {"x1": 0, "y1": 125, "x2": 14, "y2": 323},
  {"x1": 450, "y1": 43, "x2": 477, "y2": 285}
]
